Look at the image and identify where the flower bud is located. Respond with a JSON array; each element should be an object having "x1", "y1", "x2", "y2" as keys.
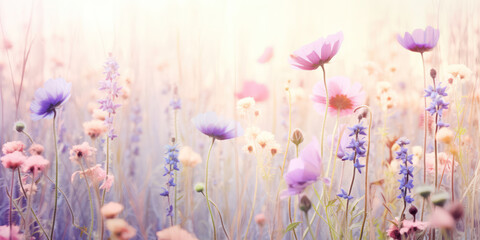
[
  {"x1": 416, "y1": 185, "x2": 434, "y2": 199},
  {"x1": 430, "y1": 68, "x2": 437, "y2": 79},
  {"x1": 299, "y1": 195, "x2": 312, "y2": 213},
  {"x1": 14, "y1": 121, "x2": 26, "y2": 133},
  {"x1": 408, "y1": 205, "x2": 418, "y2": 217},
  {"x1": 431, "y1": 192, "x2": 450, "y2": 207},
  {"x1": 446, "y1": 202, "x2": 464, "y2": 220},
  {"x1": 291, "y1": 129, "x2": 304, "y2": 146},
  {"x1": 194, "y1": 183, "x2": 205, "y2": 193}
]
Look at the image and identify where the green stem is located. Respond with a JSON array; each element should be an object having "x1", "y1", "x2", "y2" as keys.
[
  {"x1": 79, "y1": 161, "x2": 94, "y2": 240},
  {"x1": 244, "y1": 164, "x2": 259, "y2": 240},
  {"x1": 9, "y1": 169, "x2": 14, "y2": 240},
  {"x1": 50, "y1": 110, "x2": 59, "y2": 240},
  {"x1": 420, "y1": 53, "x2": 427, "y2": 220},
  {"x1": 205, "y1": 137, "x2": 217, "y2": 240},
  {"x1": 320, "y1": 64, "x2": 328, "y2": 158},
  {"x1": 100, "y1": 136, "x2": 110, "y2": 240},
  {"x1": 202, "y1": 192, "x2": 230, "y2": 240},
  {"x1": 174, "y1": 110, "x2": 178, "y2": 224},
  {"x1": 305, "y1": 212, "x2": 316, "y2": 240},
  {"x1": 327, "y1": 112, "x2": 340, "y2": 196}
]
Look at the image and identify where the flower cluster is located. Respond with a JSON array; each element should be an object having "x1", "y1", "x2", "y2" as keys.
[
  {"x1": 425, "y1": 83, "x2": 449, "y2": 128},
  {"x1": 341, "y1": 123, "x2": 367, "y2": 173},
  {"x1": 98, "y1": 55, "x2": 122, "y2": 140},
  {"x1": 160, "y1": 144, "x2": 180, "y2": 217},
  {"x1": 396, "y1": 138, "x2": 414, "y2": 204}
]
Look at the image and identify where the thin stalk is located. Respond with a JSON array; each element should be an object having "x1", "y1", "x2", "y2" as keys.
[
  {"x1": 9, "y1": 169, "x2": 14, "y2": 240},
  {"x1": 327, "y1": 112, "x2": 340, "y2": 196},
  {"x1": 205, "y1": 138, "x2": 217, "y2": 240},
  {"x1": 280, "y1": 88, "x2": 292, "y2": 175},
  {"x1": 420, "y1": 53, "x2": 427, "y2": 220},
  {"x1": 174, "y1": 109, "x2": 178, "y2": 224},
  {"x1": 451, "y1": 156, "x2": 454, "y2": 202},
  {"x1": 244, "y1": 164, "x2": 259, "y2": 240},
  {"x1": 79, "y1": 161, "x2": 94, "y2": 240},
  {"x1": 201, "y1": 192, "x2": 230, "y2": 240},
  {"x1": 305, "y1": 212, "x2": 316, "y2": 240},
  {"x1": 345, "y1": 162, "x2": 357, "y2": 225},
  {"x1": 432, "y1": 76, "x2": 438, "y2": 190},
  {"x1": 320, "y1": 64, "x2": 328, "y2": 157},
  {"x1": 100, "y1": 136, "x2": 110, "y2": 240},
  {"x1": 50, "y1": 110, "x2": 59, "y2": 240}
]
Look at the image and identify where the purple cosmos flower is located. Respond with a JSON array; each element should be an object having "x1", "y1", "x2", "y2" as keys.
[
  {"x1": 397, "y1": 26, "x2": 439, "y2": 53},
  {"x1": 288, "y1": 31, "x2": 343, "y2": 70},
  {"x1": 192, "y1": 112, "x2": 243, "y2": 140},
  {"x1": 282, "y1": 137, "x2": 322, "y2": 197},
  {"x1": 30, "y1": 78, "x2": 72, "y2": 120}
]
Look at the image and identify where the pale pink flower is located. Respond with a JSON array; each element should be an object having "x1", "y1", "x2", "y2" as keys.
[
  {"x1": 28, "y1": 143, "x2": 44, "y2": 155},
  {"x1": 254, "y1": 213, "x2": 266, "y2": 227},
  {"x1": 83, "y1": 120, "x2": 108, "y2": 139},
  {"x1": 106, "y1": 219, "x2": 137, "y2": 240},
  {"x1": 311, "y1": 76, "x2": 366, "y2": 116},
  {"x1": 92, "y1": 109, "x2": 109, "y2": 121},
  {"x1": 235, "y1": 81, "x2": 269, "y2": 102},
  {"x1": 22, "y1": 155, "x2": 49, "y2": 175},
  {"x1": 257, "y1": 46, "x2": 273, "y2": 63},
  {"x1": 1, "y1": 151, "x2": 26, "y2": 169},
  {"x1": 100, "y1": 174, "x2": 115, "y2": 192},
  {"x1": 399, "y1": 220, "x2": 429, "y2": 235},
  {"x1": 0, "y1": 225, "x2": 23, "y2": 240},
  {"x1": 289, "y1": 31, "x2": 343, "y2": 70},
  {"x1": 426, "y1": 152, "x2": 457, "y2": 176},
  {"x1": 430, "y1": 207, "x2": 455, "y2": 229},
  {"x1": 156, "y1": 225, "x2": 198, "y2": 240},
  {"x1": 71, "y1": 164, "x2": 106, "y2": 185},
  {"x1": 2, "y1": 141, "x2": 25, "y2": 154},
  {"x1": 101, "y1": 202, "x2": 124, "y2": 219},
  {"x1": 69, "y1": 142, "x2": 97, "y2": 163},
  {"x1": 22, "y1": 183, "x2": 38, "y2": 197},
  {"x1": 178, "y1": 146, "x2": 202, "y2": 168}
]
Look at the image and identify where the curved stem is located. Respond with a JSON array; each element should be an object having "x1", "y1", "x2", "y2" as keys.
[
  {"x1": 205, "y1": 138, "x2": 217, "y2": 240},
  {"x1": 79, "y1": 161, "x2": 94, "y2": 240},
  {"x1": 22, "y1": 131, "x2": 34, "y2": 144},
  {"x1": 420, "y1": 53, "x2": 427, "y2": 220},
  {"x1": 320, "y1": 64, "x2": 328, "y2": 158},
  {"x1": 202, "y1": 192, "x2": 230, "y2": 240},
  {"x1": 244, "y1": 165, "x2": 259, "y2": 240},
  {"x1": 50, "y1": 110, "x2": 58, "y2": 240}
]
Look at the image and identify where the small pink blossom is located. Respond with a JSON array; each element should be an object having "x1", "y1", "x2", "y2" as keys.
[
  {"x1": 156, "y1": 225, "x2": 198, "y2": 240},
  {"x1": 22, "y1": 155, "x2": 49, "y2": 175},
  {"x1": 257, "y1": 46, "x2": 273, "y2": 63},
  {"x1": 106, "y1": 219, "x2": 137, "y2": 240},
  {"x1": 71, "y1": 164, "x2": 106, "y2": 185},
  {"x1": 254, "y1": 213, "x2": 266, "y2": 227},
  {"x1": 100, "y1": 174, "x2": 115, "y2": 192},
  {"x1": 399, "y1": 220, "x2": 429, "y2": 235},
  {"x1": 426, "y1": 152, "x2": 457, "y2": 176},
  {"x1": 430, "y1": 207, "x2": 455, "y2": 229},
  {"x1": 101, "y1": 202, "x2": 124, "y2": 219},
  {"x1": 69, "y1": 142, "x2": 97, "y2": 163},
  {"x1": 22, "y1": 183, "x2": 38, "y2": 197},
  {"x1": 1, "y1": 151, "x2": 27, "y2": 169},
  {"x1": 235, "y1": 81, "x2": 269, "y2": 102},
  {"x1": 2, "y1": 141, "x2": 25, "y2": 154},
  {"x1": 83, "y1": 120, "x2": 108, "y2": 139},
  {"x1": 28, "y1": 143, "x2": 44, "y2": 155},
  {"x1": 0, "y1": 225, "x2": 23, "y2": 240}
]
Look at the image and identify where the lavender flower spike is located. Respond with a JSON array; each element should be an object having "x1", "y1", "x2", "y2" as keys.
[
  {"x1": 30, "y1": 78, "x2": 72, "y2": 120},
  {"x1": 192, "y1": 112, "x2": 243, "y2": 140}
]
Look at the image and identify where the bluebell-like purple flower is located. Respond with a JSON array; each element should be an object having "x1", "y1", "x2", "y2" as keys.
[
  {"x1": 30, "y1": 78, "x2": 72, "y2": 120},
  {"x1": 170, "y1": 99, "x2": 182, "y2": 110},
  {"x1": 98, "y1": 56, "x2": 122, "y2": 140},
  {"x1": 341, "y1": 123, "x2": 367, "y2": 174},
  {"x1": 337, "y1": 188, "x2": 353, "y2": 200},
  {"x1": 192, "y1": 112, "x2": 243, "y2": 140},
  {"x1": 425, "y1": 83, "x2": 450, "y2": 128},
  {"x1": 396, "y1": 137, "x2": 415, "y2": 204},
  {"x1": 160, "y1": 144, "x2": 180, "y2": 218}
]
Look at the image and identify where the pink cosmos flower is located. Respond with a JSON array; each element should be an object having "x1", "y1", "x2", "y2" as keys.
[
  {"x1": 282, "y1": 137, "x2": 322, "y2": 197},
  {"x1": 156, "y1": 225, "x2": 198, "y2": 240},
  {"x1": 257, "y1": 46, "x2": 273, "y2": 63},
  {"x1": 311, "y1": 76, "x2": 366, "y2": 116},
  {"x1": 28, "y1": 143, "x2": 44, "y2": 155},
  {"x1": 397, "y1": 26, "x2": 439, "y2": 53},
  {"x1": 235, "y1": 81, "x2": 269, "y2": 102},
  {"x1": 430, "y1": 207, "x2": 455, "y2": 229},
  {"x1": 2, "y1": 141, "x2": 25, "y2": 155},
  {"x1": 425, "y1": 152, "x2": 457, "y2": 176},
  {"x1": 101, "y1": 202, "x2": 124, "y2": 219},
  {"x1": 69, "y1": 142, "x2": 97, "y2": 164},
  {"x1": 100, "y1": 174, "x2": 114, "y2": 192},
  {"x1": 22, "y1": 155, "x2": 49, "y2": 175},
  {"x1": 289, "y1": 31, "x2": 343, "y2": 70},
  {"x1": 105, "y1": 219, "x2": 137, "y2": 240},
  {"x1": 0, "y1": 225, "x2": 23, "y2": 240},
  {"x1": 1, "y1": 151, "x2": 26, "y2": 169}
]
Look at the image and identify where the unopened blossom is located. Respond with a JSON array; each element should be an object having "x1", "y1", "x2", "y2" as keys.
[
  {"x1": 83, "y1": 120, "x2": 108, "y2": 139},
  {"x1": 156, "y1": 225, "x2": 198, "y2": 240},
  {"x1": 22, "y1": 155, "x2": 49, "y2": 175},
  {"x1": 69, "y1": 142, "x2": 97, "y2": 163},
  {"x1": 1, "y1": 151, "x2": 26, "y2": 169},
  {"x1": 28, "y1": 143, "x2": 44, "y2": 155},
  {"x1": 178, "y1": 146, "x2": 202, "y2": 168},
  {"x1": 289, "y1": 31, "x2": 343, "y2": 70},
  {"x1": 254, "y1": 213, "x2": 267, "y2": 227},
  {"x1": 2, "y1": 141, "x2": 25, "y2": 154},
  {"x1": 106, "y1": 219, "x2": 137, "y2": 240},
  {"x1": 30, "y1": 77, "x2": 72, "y2": 120},
  {"x1": 101, "y1": 202, "x2": 124, "y2": 219}
]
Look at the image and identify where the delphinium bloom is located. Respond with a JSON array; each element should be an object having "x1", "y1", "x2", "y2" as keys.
[
  {"x1": 282, "y1": 137, "x2": 322, "y2": 197},
  {"x1": 425, "y1": 82, "x2": 449, "y2": 128},
  {"x1": 396, "y1": 138, "x2": 415, "y2": 210},
  {"x1": 30, "y1": 78, "x2": 72, "y2": 120},
  {"x1": 98, "y1": 55, "x2": 122, "y2": 140},
  {"x1": 235, "y1": 81, "x2": 269, "y2": 102},
  {"x1": 312, "y1": 76, "x2": 366, "y2": 117},
  {"x1": 397, "y1": 26, "x2": 439, "y2": 53},
  {"x1": 160, "y1": 144, "x2": 180, "y2": 224},
  {"x1": 192, "y1": 112, "x2": 243, "y2": 239}
]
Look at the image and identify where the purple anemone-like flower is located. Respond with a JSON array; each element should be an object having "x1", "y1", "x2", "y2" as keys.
[
  {"x1": 397, "y1": 26, "x2": 439, "y2": 53},
  {"x1": 282, "y1": 137, "x2": 322, "y2": 197},
  {"x1": 288, "y1": 31, "x2": 343, "y2": 70},
  {"x1": 30, "y1": 78, "x2": 72, "y2": 120},
  {"x1": 192, "y1": 112, "x2": 243, "y2": 140}
]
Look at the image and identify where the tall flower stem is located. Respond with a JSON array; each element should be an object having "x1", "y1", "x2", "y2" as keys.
[
  {"x1": 174, "y1": 109, "x2": 178, "y2": 224},
  {"x1": 244, "y1": 163, "x2": 259, "y2": 240},
  {"x1": 99, "y1": 135, "x2": 110, "y2": 240},
  {"x1": 201, "y1": 192, "x2": 230, "y2": 240},
  {"x1": 205, "y1": 137, "x2": 217, "y2": 240},
  {"x1": 50, "y1": 110, "x2": 59, "y2": 240},
  {"x1": 320, "y1": 64, "x2": 328, "y2": 157},
  {"x1": 399, "y1": 156, "x2": 410, "y2": 220},
  {"x1": 344, "y1": 161, "x2": 357, "y2": 226},
  {"x1": 327, "y1": 112, "x2": 340, "y2": 196},
  {"x1": 305, "y1": 212, "x2": 316, "y2": 240},
  {"x1": 420, "y1": 53, "x2": 427, "y2": 221},
  {"x1": 451, "y1": 156, "x2": 455, "y2": 201},
  {"x1": 355, "y1": 106, "x2": 372, "y2": 240},
  {"x1": 9, "y1": 169, "x2": 14, "y2": 240},
  {"x1": 280, "y1": 87, "x2": 292, "y2": 175},
  {"x1": 79, "y1": 161, "x2": 94, "y2": 240}
]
